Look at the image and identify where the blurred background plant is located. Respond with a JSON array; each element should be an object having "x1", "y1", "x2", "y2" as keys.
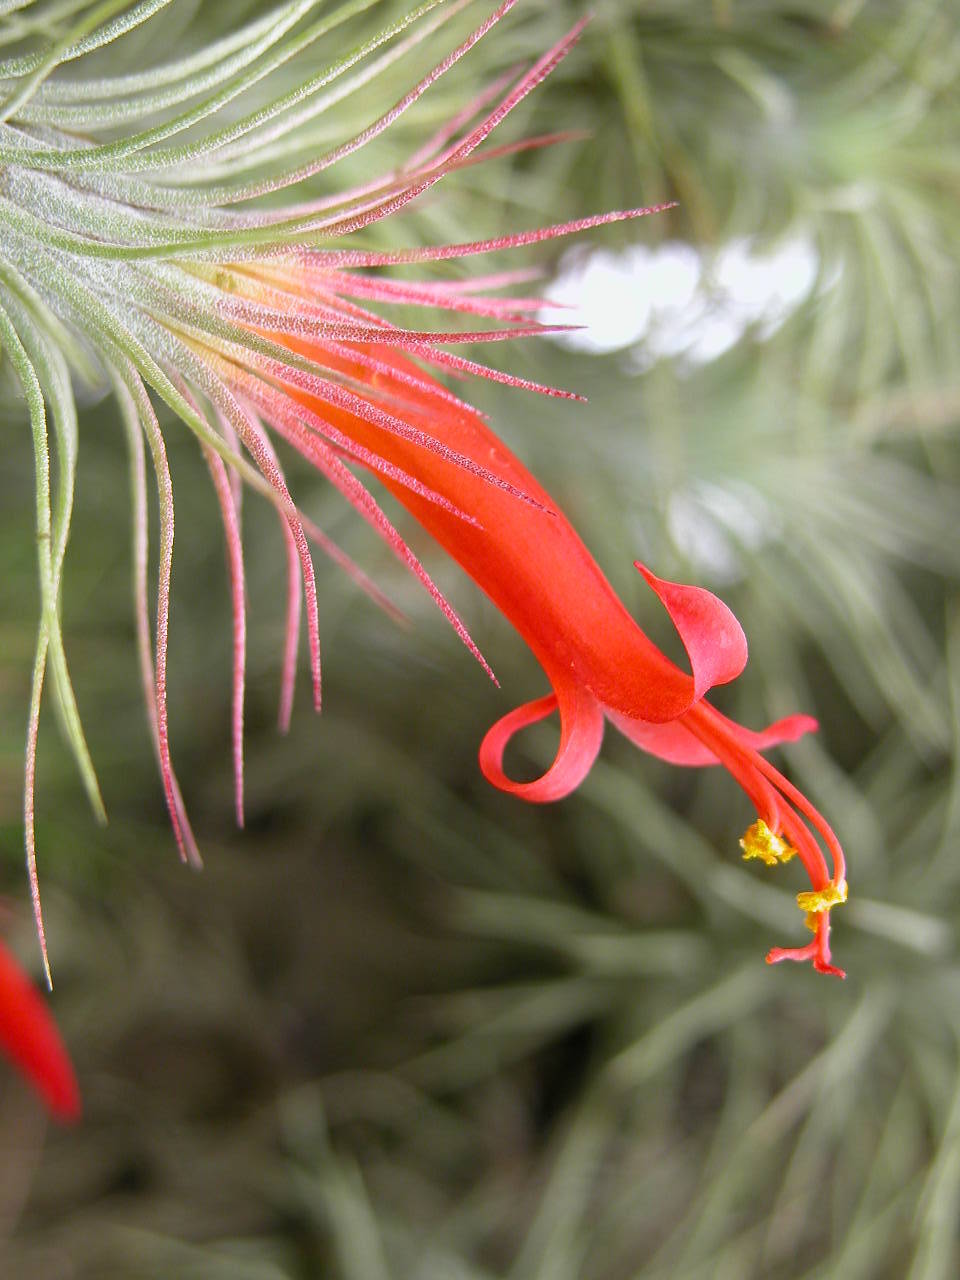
[{"x1": 1, "y1": 0, "x2": 959, "y2": 1276}]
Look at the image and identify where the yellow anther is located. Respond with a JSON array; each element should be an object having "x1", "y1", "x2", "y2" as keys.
[
  {"x1": 796, "y1": 879, "x2": 848, "y2": 921},
  {"x1": 740, "y1": 819, "x2": 797, "y2": 867}
]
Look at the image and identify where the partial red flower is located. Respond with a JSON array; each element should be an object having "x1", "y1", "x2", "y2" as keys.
[
  {"x1": 195, "y1": 257, "x2": 849, "y2": 977},
  {"x1": 0, "y1": 939, "x2": 80, "y2": 1123}
]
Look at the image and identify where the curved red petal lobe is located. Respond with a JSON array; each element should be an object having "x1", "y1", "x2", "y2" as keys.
[
  {"x1": 606, "y1": 710, "x2": 716, "y2": 766},
  {"x1": 479, "y1": 682, "x2": 605, "y2": 803},
  {"x1": 716, "y1": 710, "x2": 819, "y2": 752},
  {"x1": 0, "y1": 941, "x2": 80, "y2": 1124},
  {"x1": 736, "y1": 712, "x2": 818, "y2": 745},
  {"x1": 635, "y1": 562, "x2": 748, "y2": 702},
  {"x1": 608, "y1": 708, "x2": 819, "y2": 767}
]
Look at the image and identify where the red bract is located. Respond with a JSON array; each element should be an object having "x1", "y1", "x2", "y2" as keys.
[
  {"x1": 0, "y1": 940, "x2": 80, "y2": 1123},
  {"x1": 204, "y1": 260, "x2": 848, "y2": 977}
]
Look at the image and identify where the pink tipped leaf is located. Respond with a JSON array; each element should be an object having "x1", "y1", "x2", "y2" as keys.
[{"x1": 203, "y1": 440, "x2": 247, "y2": 828}]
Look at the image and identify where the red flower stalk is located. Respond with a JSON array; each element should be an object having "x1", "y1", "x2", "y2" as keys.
[{"x1": 0, "y1": 940, "x2": 80, "y2": 1123}]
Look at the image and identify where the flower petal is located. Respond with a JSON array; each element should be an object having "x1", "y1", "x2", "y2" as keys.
[
  {"x1": 635, "y1": 563, "x2": 748, "y2": 702},
  {"x1": 608, "y1": 708, "x2": 818, "y2": 767},
  {"x1": 606, "y1": 710, "x2": 715, "y2": 766},
  {"x1": 479, "y1": 680, "x2": 605, "y2": 803}
]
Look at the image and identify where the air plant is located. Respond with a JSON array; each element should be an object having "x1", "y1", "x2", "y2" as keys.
[{"x1": 1, "y1": 0, "x2": 847, "y2": 1002}]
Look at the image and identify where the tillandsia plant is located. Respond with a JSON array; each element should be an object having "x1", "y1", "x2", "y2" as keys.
[{"x1": 1, "y1": 0, "x2": 847, "y2": 1047}]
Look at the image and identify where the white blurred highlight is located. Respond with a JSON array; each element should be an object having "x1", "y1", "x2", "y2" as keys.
[{"x1": 541, "y1": 235, "x2": 821, "y2": 367}]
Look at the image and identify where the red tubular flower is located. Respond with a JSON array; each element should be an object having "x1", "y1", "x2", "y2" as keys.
[
  {"x1": 0, "y1": 940, "x2": 80, "y2": 1123},
  {"x1": 204, "y1": 262, "x2": 849, "y2": 978}
]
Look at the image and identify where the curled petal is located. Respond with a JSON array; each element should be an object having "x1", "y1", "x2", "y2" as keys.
[
  {"x1": 479, "y1": 681, "x2": 605, "y2": 803},
  {"x1": 635, "y1": 563, "x2": 748, "y2": 702}
]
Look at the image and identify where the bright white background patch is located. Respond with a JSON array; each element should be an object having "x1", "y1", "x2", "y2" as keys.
[{"x1": 541, "y1": 236, "x2": 821, "y2": 367}]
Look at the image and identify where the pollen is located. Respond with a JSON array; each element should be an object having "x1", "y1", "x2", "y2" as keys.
[
  {"x1": 797, "y1": 879, "x2": 848, "y2": 930},
  {"x1": 740, "y1": 819, "x2": 797, "y2": 866}
]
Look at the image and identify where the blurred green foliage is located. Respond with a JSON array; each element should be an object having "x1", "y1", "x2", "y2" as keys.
[{"x1": 1, "y1": 1, "x2": 959, "y2": 1276}]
